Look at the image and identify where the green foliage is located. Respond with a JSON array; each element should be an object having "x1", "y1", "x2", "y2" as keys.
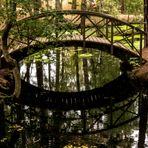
[
  {"x1": 125, "y1": 0, "x2": 143, "y2": 14},
  {"x1": 0, "y1": 137, "x2": 7, "y2": 143},
  {"x1": 95, "y1": 0, "x2": 143, "y2": 15},
  {"x1": 129, "y1": 57, "x2": 141, "y2": 68},
  {"x1": 9, "y1": 124, "x2": 24, "y2": 132},
  {"x1": 96, "y1": 0, "x2": 120, "y2": 14}
]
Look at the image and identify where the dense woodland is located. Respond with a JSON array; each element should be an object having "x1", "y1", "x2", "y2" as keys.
[{"x1": 0, "y1": 0, "x2": 148, "y2": 148}]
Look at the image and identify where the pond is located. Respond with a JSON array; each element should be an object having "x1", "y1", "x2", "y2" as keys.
[
  {"x1": 5, "y1": 46, "x2": 146, "y2": 147},
  {"x1": 20, "y1": 47, "x2": 121, "y2": 91}
]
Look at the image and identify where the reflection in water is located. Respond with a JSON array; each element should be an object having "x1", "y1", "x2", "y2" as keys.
[
  {"x1": 20, "y1": 47, "x2": 121, "y2": 92},
  {"x1": 17, "y1": 47, "x2": 146, "y2": 147}
]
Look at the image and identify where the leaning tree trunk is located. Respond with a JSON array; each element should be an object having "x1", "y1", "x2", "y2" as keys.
[
  {"x1": 1, "y1": 0, "x2": 21, "y2": 99},
  {"x1": 0, "y1": 0, "x2": 21, "y2": 148}
]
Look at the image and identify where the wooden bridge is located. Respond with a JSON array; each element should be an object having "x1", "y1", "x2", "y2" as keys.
[
  {"x1": 1, "y1": 10, "x2": 147, "y2": 134},
  {"x1": 6, "y1": 10, "x2": 146, "y2": 61}
]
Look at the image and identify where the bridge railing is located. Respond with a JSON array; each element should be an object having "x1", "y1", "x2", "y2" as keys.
[{"x1": 7, "y1": 10, "x2": 146, "y2": 61}]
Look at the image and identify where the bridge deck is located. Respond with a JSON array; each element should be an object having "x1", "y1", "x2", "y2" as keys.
[
  {"x1": 64, "y1": 35, "x2": 139, "y2": 55},
  {"x1": 8, "y1": 35, "x2": 140, "y2": 62}
]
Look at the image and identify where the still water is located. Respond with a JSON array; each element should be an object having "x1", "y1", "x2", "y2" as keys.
[{"x1": 18, "y1": 47, "x2": 148, "y2": 147}]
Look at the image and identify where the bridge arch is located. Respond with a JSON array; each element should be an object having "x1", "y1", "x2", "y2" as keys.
[
  {"x1": 3, "y1": 10, "x2": 142, "y2": 113},
  {"x1": 7, "y1": 10, "x2": 146, "y2": 62},
  {"x1": 1, "y1": 10, "x2": 143, "y2": 135},
  {"x1": 1, "y1": 9, "x2": 145, "y2": 110}
]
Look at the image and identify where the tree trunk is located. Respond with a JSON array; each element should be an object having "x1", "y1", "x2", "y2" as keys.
[
  {"x1": 36, "y1": 61, "x2": 43, "y2": 88},
  {"x1": 2, "y1": 0, "x2": 21, "y2": 98},
  {"x1": 72, "y1": 0, "x2": 77, "y2": 9},
  {"x1": 55, "y1": 50, "x2": 60, "y2": 91},
  {"x1": 138, "y1": 94, "x2": 148, "y2": 148},
  {"x1": 144, "y1": 0, "x2": 148, "y2": 47},
  {"x1": 83, "y1": 58, "x2": 90, "y2": 90},
  {"x1": 120, "y1": 0, "x2": 125, "y2": 14},
  {"x1": 52, "y1": 48, "x2": 62, "y2": 148},
  {"x1": 53, "y1": 2, "x2": 63, "y2": 146},
  {"x1": 55, "y1": 0, "x2": 62, "y2": 10},
  {"x1": 61, "y1": 49, "x2": 65, "y2": 90},
  {"x1": 23, "y1": 62, "x2": 31, "y2": 82},
  {"x1": 33, "y1": 0, "x2": 41, "y2": 12},
  {"x1": 0, "y1": 0, "x2": 2, "y2": 8},
  {"x1": 36, "y1": 61, "x2": 49, "y2": 147},
  {"x1": 0, "y1": 101, "x2": 5, "y2": 140},
  {"x1": 75, "y1": 47, "x2": 80, "y2": 92},
  {"x1": 90, "y1": 49, "x2": 97, "y2": 88},
  {"x1": 47, "y1": 53, "x2": 52, "y2": 90},
  {"x1": 81, "y1": 0, "x2": 87, "y2": 10},
  {"x1": 1, "y1": 18, "x2": 21, "y2": 142}
]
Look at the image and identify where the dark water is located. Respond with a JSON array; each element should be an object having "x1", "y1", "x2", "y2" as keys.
[{"x1": 2, "y1": 47, "x2": 146, "y2": 148}]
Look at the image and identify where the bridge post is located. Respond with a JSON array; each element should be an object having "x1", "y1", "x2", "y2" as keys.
[
  {"x1": 111, "y1": 21, "x2": 114, "y2": 54},
  {"x1": 81, "y1": 15, "x2": 86, "y2": 50},
  {"x1": 81, "y1": 0, "x2": 86, "y2": 51},
  {"x1": 131, "y1": 29, "x2": 134, "y2": 50},
  {"x1": 140, "y1": 33, "x2": 143, "y2": 64},
  {"x1": 106, "y1": 19, "x2": 109, "y2": 39}
]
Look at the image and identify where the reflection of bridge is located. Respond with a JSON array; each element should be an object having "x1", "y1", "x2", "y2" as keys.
[
  {"x1": 11, "y1": 74, "x2": 136, "y2": 110},
  {"x1": 1, "y1": 10, "x2": 147, "y2": 139}
]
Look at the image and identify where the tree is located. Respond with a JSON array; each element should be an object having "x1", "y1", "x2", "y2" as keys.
[
  {"x1": 138, "y1": 94, "x2": 148, "y2": 148},
  {"x1": 144, "y1": 0, "x2": 148, "y2": 47},
  {"x1": 120, "y1": 0, "x2": 125, "y2": 14},
  {"x1": 1, "y1": 0, "x2": 21, "y2": 98},
  {"x1": 72, "y1": 0, "x2": 77, "y2": 9},
  {"x1": 0, "y1": 0, "x2": 21, "y2": 146}
]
